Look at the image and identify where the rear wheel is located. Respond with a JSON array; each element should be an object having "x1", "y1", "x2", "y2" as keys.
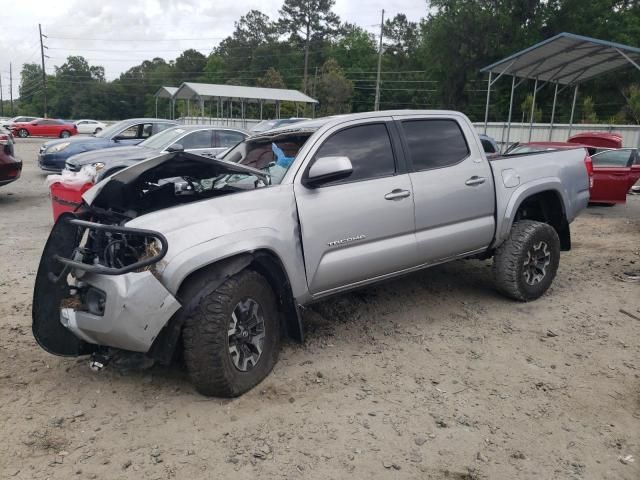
[
  {"x1": 182, "y1": 270, "x2": 280, "y2": 397},
  {"x1": 18, "y1": 128, "x2": 28, "y2": 138},
  {"x1": 59, "y1": 130, "x2": 71, "y2": 138},
  {"x1": 493, "y1": 220, "x2": 560, "y2": 301}
]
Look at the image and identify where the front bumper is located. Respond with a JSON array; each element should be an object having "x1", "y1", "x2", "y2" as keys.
[
  {"x1": 60, "y1": 271, "x2": 180, "y2": 352},
  {"x1": 38, "y1": 150, "x2": 69, "y2": 171},
  {"x1": 33, "y1": 214, "x2": 180, "y2": 355}
]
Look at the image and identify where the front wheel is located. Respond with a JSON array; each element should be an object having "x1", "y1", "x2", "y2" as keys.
[
  {"x1": 182, "y1": 270, "x2": 280, "y2": 397},
  {"x1": 493, "y1": 220, "x2": 560, "y2": 301},
  {"x1": 18, "y1": 128, "x2": 29, "y2": 138},
  {"x1": 59, "y1": 130, "x2": 71, "y2": 138},
  {"x1": 94, "y1": 127, "x2": 102, "y2": 134}
]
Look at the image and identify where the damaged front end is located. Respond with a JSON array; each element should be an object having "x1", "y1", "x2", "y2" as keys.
[
  {"x1": 33, "y1": 150, "x2": 289, "y2": 361},
  {"x1": 32, "y1": 211, "x2": 180, "y2": 357}
]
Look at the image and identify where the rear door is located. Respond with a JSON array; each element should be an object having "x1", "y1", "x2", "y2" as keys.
[
  {"x1": 293, "y1": 120, "x2": 417, "y2": 296},
  {"x1": 42, "y1": 119, "x2": 59, "y2": 137},
  {"x1": 590, "y1": 149, "x2": 634, "y2": 203},
  {"x1": 396, "y1": 115, "x2": 495, "y2": 263}
]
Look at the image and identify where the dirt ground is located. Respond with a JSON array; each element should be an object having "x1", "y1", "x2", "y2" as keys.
[{"x1": 0, "y1": 137, "x2": 638, "y2": 480}]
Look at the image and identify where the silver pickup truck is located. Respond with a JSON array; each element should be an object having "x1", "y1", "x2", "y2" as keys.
[{"x1": 33, "y1": 110, "x2": 591, "y2": 397}]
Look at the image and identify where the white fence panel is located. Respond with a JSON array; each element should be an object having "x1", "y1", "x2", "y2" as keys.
[{"x1": 475, "y1": 122, "x2": 640, "y2": 148}]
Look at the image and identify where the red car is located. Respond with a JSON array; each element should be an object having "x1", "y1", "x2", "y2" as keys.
[
  {"x1": 567, "y1": 132, "x2": 623, "y2": 149},
  {"x1": 508, "y1": 135, "x2": 638, "y2": 205},
  {"x1": 11, "y1": 118, "x2": 78, "y2": 139}
]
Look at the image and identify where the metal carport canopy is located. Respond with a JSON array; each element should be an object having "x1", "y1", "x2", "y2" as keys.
[
  {"x1": 154, "y1": 86, "x2": 178, "y2": 99},
  {"x1": 480, "y1": 32, "x2": 640, "y2": 143},
  {"x1": 153, "y1": 87, "x2": 179, "y2": 119},
  {"x1": 481, "y1": 32, "x2": 640, "y2": 84},
  {"x1": 173, "y1": 82, "x2": 318, "y2": 104}
]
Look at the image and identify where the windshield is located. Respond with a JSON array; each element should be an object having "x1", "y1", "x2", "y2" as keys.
[
  {"x1": 220, "y1": 131, "x2": 314, "y2": 185},
  {"x1": 251, "y1": 120, "x2": 279, "y2": 133},
  {"x1": 94, "y1": 120, "x2": 132, "y2": 139},
  {"x1": 139, "y1": 127, "x2": 187, "y2": 150}
]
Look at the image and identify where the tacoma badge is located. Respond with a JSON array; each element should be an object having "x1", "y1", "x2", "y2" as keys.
[{"x1": 327, "y1": 235, "x2": 366, "y2": 247}]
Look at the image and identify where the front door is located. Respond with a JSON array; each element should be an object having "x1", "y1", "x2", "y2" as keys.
[
  {"x1": 396, "y1": 116, "x2": 496, "y2": 263},
  {"x1": 294, "y1": 121, "x2": 417, "y2": 296}
]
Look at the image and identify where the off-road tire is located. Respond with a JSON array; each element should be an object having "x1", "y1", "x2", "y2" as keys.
[
  {"x1": 18, "y1": 128, "x2": 28, "y2": 138},
  {"x1": 182, "y1": 270, "x2": 280, "y2": 397},
  {"x1": 493, "y1": 220, "x2": 560, "y2": 301}
]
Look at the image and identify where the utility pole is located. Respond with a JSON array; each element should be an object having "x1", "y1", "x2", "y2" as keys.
[
  {"x1": 9, "y1": 62, "x2": 13, "y2": 115},
  {"x1": 374, "y1": 9, "x2": 385, "y2": 111},
  {"x1": 311, "y1": 66, "x2": 319, "y2": 118},
  {"x1": 39, "y1": 24, "x2": 48, "y2": 118},
  {"x1": 0, "y1": 75, "x2": 3, "y2": 117}
]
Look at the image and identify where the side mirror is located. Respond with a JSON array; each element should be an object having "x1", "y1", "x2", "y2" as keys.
[
  {"x1": 304, "y1": 156, "x2": 353, "y2": 188},
  {"x1": 166, "y1": 143, "x2": 184, "y2": 153}
]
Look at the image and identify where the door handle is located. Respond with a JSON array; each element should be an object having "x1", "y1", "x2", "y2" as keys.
[
  {"x1": 384, "y1": 189, "x2": 411, "y2": 200},
  {"x1": 465, "y1": 176, "x2": 486, "y2": 186}
]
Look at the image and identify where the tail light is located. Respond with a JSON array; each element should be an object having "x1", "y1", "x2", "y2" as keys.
[
  {"x1": 0, "y1": 134, "x2": 9, "y2": 145},
  {"x1": 584, "y1": 154, "x2": 594, "y2": 189}
]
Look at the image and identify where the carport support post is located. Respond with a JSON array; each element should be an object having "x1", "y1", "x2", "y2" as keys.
[
  {"x1": 171, "y1": 99, "x2": 175, "y2": 120},
  {"x1": 259, "y1": 100, "x2": 263, "y2": 120},
  {"x1": 568, "y1": 84, "x2": 579, "y2": 138},
  {"x1": 155, "y1": 96, "x2": 158, "y2": 118},
  {"x1": 548, "y1": 82, "x2": 559, "y2": 141},
  {"x1": 527, "y1": 78, "x2": 538, "y2": 142},
  {"x1": 505, "y1": 76, "x2": 516, "y2": 146},
  {"x1": 483, "y1": 71, "x2": 492, "y2": 134},
  {"x1": 200, "y1": 97, "x2": 205, "y2": 121}
]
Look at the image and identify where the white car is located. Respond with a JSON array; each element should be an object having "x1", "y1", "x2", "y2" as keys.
[{"x1": 75, "y1": 119, "x2": 106, "y2": 135}]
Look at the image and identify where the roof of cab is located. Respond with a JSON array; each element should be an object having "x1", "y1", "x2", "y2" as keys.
[{"x1": 248, "y1": 109, "x2": 466, "y2": 139}]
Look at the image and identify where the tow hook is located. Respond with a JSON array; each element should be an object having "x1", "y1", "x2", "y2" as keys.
[{"x1": 89, "y1": 352, "x2": 111, "y2": 372}]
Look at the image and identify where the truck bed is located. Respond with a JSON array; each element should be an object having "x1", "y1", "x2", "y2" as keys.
[{"x1": 487, "y1": 147, "x2": 591, "y2": 248}]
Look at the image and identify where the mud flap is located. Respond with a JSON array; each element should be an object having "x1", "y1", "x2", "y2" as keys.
[{"x1": 32, "y1": 213, "x2": 94, "y2": 356}]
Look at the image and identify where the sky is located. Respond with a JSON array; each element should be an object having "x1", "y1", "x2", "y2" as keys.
[{"x1": 0, "y1": 0, "x2": 428, "y2": 102}]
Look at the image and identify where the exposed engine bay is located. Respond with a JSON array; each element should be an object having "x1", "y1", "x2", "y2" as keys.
[{"x1": 88, "y1": 133, "x2": 313, "y2": 219}]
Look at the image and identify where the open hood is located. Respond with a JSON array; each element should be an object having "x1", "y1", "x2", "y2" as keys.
[{"x1": 83, "y1": 151, "x2": 270, "y2": 213}]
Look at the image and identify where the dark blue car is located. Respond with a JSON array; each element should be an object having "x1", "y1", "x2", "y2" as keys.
[{"x1": 37, "y1": 118, "x2": 177, "y2": 171}]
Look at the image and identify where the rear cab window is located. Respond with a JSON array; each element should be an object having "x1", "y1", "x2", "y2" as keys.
[{"x1": 401, "y1": 119, "x2": 469, "y2": 171}]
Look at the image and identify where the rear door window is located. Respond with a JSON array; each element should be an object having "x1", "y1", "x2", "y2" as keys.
[
  {"x1": 401, "y1": 119, "x2": 469, "y2": 171},
  {"x1": 592, "y1": 149, "x2": 633, "y2": 167},
  {"x1": 180, "y1": 130, "x2": 214, "y2": 149},
  {"x1": 313, "y1": 123, "x2": 396, "y2": 185}
]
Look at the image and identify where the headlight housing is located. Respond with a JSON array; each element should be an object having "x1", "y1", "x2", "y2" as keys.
[
  {"x1": 92, "y1": 162, "x2": 105, "y2": 171},
  {"x1": 46, "y1": 142, "x2": 71, "y2": 153}
]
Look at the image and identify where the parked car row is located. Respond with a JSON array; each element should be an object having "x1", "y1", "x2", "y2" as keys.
[
  {"x1": 2, "y1": 116, "x2": 106, "y2": 138},
  {"x1": 38, "y1": 118, "x2": 178, "y2": 171}
]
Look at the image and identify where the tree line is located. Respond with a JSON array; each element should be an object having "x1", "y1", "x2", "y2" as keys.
[{"x1": 6, "y1": 0, "x2": 640, "y2": 124}]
